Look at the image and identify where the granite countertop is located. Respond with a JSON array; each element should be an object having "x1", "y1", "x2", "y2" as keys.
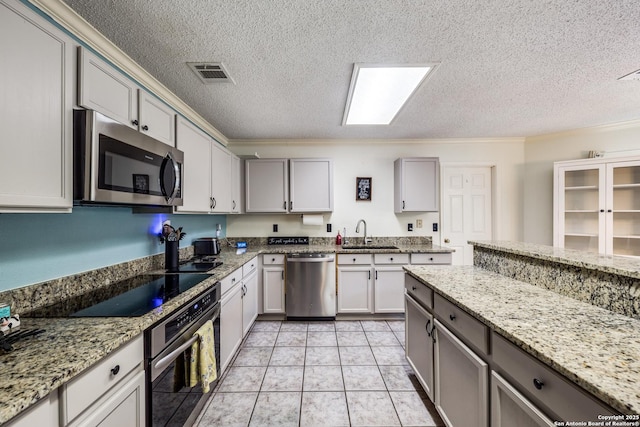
[
  {"x1": 0, "y1": 243, "x2": 451, "y2": 423},
  {"x1": 404, "y1": 264, "x2": 640, "y2": 415},
  {"x1": 0, "y1": 249, "x2": 259, "y2": 425},
  {"x1": 471, "y1": 240, "x2": 640, "y2": 280}
]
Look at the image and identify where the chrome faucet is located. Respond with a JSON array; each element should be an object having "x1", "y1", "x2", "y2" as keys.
[{"x1": 355, "y1": 219, "x2": 372, "y2": 244}]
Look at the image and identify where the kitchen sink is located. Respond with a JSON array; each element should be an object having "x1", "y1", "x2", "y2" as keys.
[{"x1": 341, "y1": 245, "x2": 399, "y2": 250}]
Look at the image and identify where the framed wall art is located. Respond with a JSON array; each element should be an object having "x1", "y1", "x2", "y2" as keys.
[{"x1": 356, "y1": 177, "x2": 372, "y2": 201}]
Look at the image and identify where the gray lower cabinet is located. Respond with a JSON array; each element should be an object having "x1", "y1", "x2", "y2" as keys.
[
  {"x1": 491, "y1": 372, "x2": 554, "y2": 427},
  {"x1": 434, "y1": 319, "x2": 489, "y2": 427},
  {"x1": 405, "y1": 293, "x2": 435, "y2": 401}
]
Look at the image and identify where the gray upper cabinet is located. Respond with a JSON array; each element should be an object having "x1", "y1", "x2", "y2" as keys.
[
  {"x1": 245, "y1": 158, "x2": 333, "y2": 213},
  {"x1": 394, "y1": 157, "x2": 439, "y2": 212},
  {"x1": 0, "y1": 0, "x2": 74, "y2": 212},
  {"x1": 78, "y1": 47, "x2": 175, "y2": 146}
]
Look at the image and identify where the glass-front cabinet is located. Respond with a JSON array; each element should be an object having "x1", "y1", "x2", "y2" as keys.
[{"x1": 554, "y1": 157, "x2": 640, "y2": 257}]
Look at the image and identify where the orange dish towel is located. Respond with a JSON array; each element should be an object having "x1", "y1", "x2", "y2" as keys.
[{"x1": 188, "y1": 320, "x2": 217, "y2": 393}]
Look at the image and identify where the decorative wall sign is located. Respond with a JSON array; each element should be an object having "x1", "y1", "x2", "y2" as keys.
[{"x1": 356, "y1": 177, "x2": 372, "y2": 201}]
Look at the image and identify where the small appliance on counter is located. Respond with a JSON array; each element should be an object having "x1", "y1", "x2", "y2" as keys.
[{"x1": 193, "y1": 238, "x2": 221, "y2": 256}]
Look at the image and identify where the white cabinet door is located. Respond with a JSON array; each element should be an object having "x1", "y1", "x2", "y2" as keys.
[
  {"x1": 435, "y1": 320, "x2": 488, "y2": 427},
  {"x1": 289, "y1": 158, "x2": 333, "y2": 212},
  {"x1": 491, "y1": 372, "x2": 554, "y2": 427},
  {"x1": 337, "y1": 267, "x2": 373, "y2": 313},
  {"x1": 138, "y1": 90, "x2": 175, "y2": 146},
  {"x1": 374, "y1": 267, "x2": 405, "y2": 313},
  {"x1": 245, "y1": 159, "x2": 289, "y2": 212},
  {"x1": 405, "y1": 294, "x2": 435, "y2": 401},
  {"x1": 175, "y1": 117, "x2": 212, "y2": 213},
  {"x1": 605, "y1": 159, "x2": 640, "y2": 257},
  {"x1": 394, "y1": 158, "x2": 439, "y2": 212},
  {"x1": 71, "y1": 369, "x2": 145, "y2": 427},
  {"x1": 210, "y1": 143, "x2": 232, "y2": 212},
  {"x1": 263, "y1": 265, "x2": 285, "y2": 314},
  {"x1": 242, "y1": 269, "x2": 259, "y2": 336},
  {"x1": 5, "y1": 391, "x2": 58, "y2": 427},
  {"x1": 230, "y1": 155, "x2": 243, "y2": 213},
  {"x1": 220, "y1": 283, "x2": 243, "y2": 373},
  {"x1": 78, "y1": 47, "x2": 138, "y2": 129},
  {"x1": 0, "y1": 0, "x2": 73, "y2": 212}
]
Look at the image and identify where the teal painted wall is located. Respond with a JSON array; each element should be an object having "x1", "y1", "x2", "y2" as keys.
[{"x1": 0, "y1": 207, "x2": 226, "y2": 291}]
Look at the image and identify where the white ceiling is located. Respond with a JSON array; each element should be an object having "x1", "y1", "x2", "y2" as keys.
[{"x1": 61, "y1": 0, "x2": 640, "y2": 141}]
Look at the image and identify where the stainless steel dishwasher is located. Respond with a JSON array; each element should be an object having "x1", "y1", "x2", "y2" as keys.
[{"x1": 286, "y1": 253, "x2": 336, "y2": 319}]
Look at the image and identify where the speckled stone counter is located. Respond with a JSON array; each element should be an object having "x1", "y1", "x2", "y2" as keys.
[
  {"x1": 0, "y1": 249, "x2": 259, "y2": 425},
  {"x1": 404, "y1": 265, "x2": 640, "y2": 415},
  {"x1": 0, "y1": 237, "x2": 451, "y2": 424},
  {"x1": 471, "y1": 240, "x2": 640, "y2": 319}
]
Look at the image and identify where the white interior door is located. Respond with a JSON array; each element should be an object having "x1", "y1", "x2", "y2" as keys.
[{"x1": 441, "y1": 165, "x2": 493, "y2": 265}]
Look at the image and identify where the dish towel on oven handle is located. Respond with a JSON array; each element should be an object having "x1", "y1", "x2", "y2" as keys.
[{"x1": 188, "y1": 319, "x2": 217, "y2": 393}]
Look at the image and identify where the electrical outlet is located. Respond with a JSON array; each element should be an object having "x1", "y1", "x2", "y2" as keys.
[
  {"x1": 408, "y1": 223, "x2": 413, "y2": 232},
  {"x1": 327, "y1": 223, "x2": 332, "y2": 233},
  {"x1": 273, "y1": 224, "x2": 278, "y2": 232},
  {"x1": 416, "y1": 219, "x2": 423, "y2": 228},
  {"x1": 433, "y1": 223, "x2": 438, "y2": 232}
]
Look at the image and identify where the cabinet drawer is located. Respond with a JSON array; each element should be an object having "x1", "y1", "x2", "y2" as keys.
[
  {"x1": 405, "y1": 274, "x2": 433, "y2": 310},
  {"x1": 263, "y1": 254, "x2": 285, "y2": 265},
  {"x1": 374, "y1": 253, "x2": 409, "y2": 265},
  {"x1": 411, "y1": 253, "x2": 452, "y2": 265},
  {"x1": 221, "y1": 268, "x2": 243, "y2": 295},
  {"x1": 243, "y1": 256, "x2": 258, "y2": 277},
  {"x1": 337, "y1": 254, "x2": 372, "y2": 265},
  {"x1": 434, "y1": 294, "x2": 488, "y2": 354},
  {"x1": 492, "y1": 333, "x2": 615, "y2": 422},
  {"x1": 63, "y1": 335, "x2": 143, "y2": 423}
]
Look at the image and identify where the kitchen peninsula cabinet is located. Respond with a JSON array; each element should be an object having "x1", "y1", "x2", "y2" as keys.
[
  {"x1": 554, "y1": 156, "x2": 640, "y2": 257},
  {"x1": 5, "y1": 391, "x2": 59, "y2": 427},
  {"x1": 0, "y1": 0, "x2": 74, "y2": 212},
  {"x1": 245, "y1": 158, "x2": 333, "y2": 213},
  {"x1": 405, "y1": 289, "x2": 435, "y2": 401},
  {"x1": 78, "y1": 47, "x2": 175, "y2": 146},
  {"x1": 394, "y1": 157, "x2": 439, "y2": 212}
]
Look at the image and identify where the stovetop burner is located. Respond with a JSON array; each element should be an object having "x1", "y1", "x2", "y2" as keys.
[{"x1": 24, "y1": 273, "x2": 214, "y2": 318}]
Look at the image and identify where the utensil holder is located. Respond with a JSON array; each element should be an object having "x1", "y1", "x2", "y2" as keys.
[{"x1": 165, "y1": 241, "x2": 179, "y2": 272}]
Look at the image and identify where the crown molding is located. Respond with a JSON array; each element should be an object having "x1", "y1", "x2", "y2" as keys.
[
  {"x1": 228, "y1": 137, "x2": 525, "y2": 147},
  {"x1": 28, "y1": 0, "x2": 228, "y2": 146},
  {"x1": 526, "y1": 118, "x2": 640, "y2": 142}
]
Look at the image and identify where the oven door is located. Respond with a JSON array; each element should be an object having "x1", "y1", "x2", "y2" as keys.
[{"x1": 146, "y1": 303, "x2": 220, "y2": 427}]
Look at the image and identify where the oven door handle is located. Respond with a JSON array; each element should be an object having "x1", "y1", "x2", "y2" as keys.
[{"x1": 154, "y1": 334, "x2": 199, "y2": 372}]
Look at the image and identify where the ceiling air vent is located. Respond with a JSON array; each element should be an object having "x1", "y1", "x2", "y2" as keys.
[
  {"x1": 187, "y1": 62, "x2": 235, "y2": 84},
  {"x1": 618, "y1": 68, "x2": 640, "y2": 81}
]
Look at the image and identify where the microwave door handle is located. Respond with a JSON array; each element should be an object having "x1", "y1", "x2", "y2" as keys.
[{"x1": 161, "y1": 152, "x2": 180, "y2": 203}]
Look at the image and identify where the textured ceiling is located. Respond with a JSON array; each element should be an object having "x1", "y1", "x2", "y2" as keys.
[{"x1": 61, "y1": 0, "x2": 640, "y2": 140}]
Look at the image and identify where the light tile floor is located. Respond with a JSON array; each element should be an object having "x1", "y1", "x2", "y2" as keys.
[{"x1": 196, "y1": 319, "x2": 444, "y2": 427}]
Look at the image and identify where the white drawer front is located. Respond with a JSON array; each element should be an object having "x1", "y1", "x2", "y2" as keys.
[
  {"x1": 434, "y1": 294, "x2": 488, "y2": 354},
  {"x1": 263, "y1": 254, "x2": 285, "y2": 265},
  {"x1": 242, "y1": 256, "x2": 258, "y2": 277},
  {"x1": 221, "y1": 268, "x2": 243, "y2": 295},
  {"x1": 63, "y1": 335, "x2": 143, "y2": 423},
  {"x1": 374, "y1": 253, "x2": 410, "y2": 265},
  {"x1": 337, "y1": 254, "x2": 372, "y2": 265},
  {"x1": 492, "y1": 333, "x2": 615, "y2": 422},
  {"x1": 411, "y1": 253, "x2": 452, "y2": 265},
  {"x1": 405, "y1": 274, "x2": 433, "y2": 310}
]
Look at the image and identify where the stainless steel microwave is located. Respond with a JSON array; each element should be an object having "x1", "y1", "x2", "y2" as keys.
[{"x1": 74, "y1": 110, "x2": 183, "y2": 207}]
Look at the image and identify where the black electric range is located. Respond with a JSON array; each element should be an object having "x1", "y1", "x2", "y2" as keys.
[{"x1": 24, "y1": 273, "x2": 215, "y2": 318}]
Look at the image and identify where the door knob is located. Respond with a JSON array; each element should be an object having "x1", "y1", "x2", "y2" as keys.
[{"x1": 444, "y1": 238, "x2": 450, "y2": 243}]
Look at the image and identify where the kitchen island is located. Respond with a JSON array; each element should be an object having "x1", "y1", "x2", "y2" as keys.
[{"x1": 404, "y1": 240, "x2": 640, "y2": 424}]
